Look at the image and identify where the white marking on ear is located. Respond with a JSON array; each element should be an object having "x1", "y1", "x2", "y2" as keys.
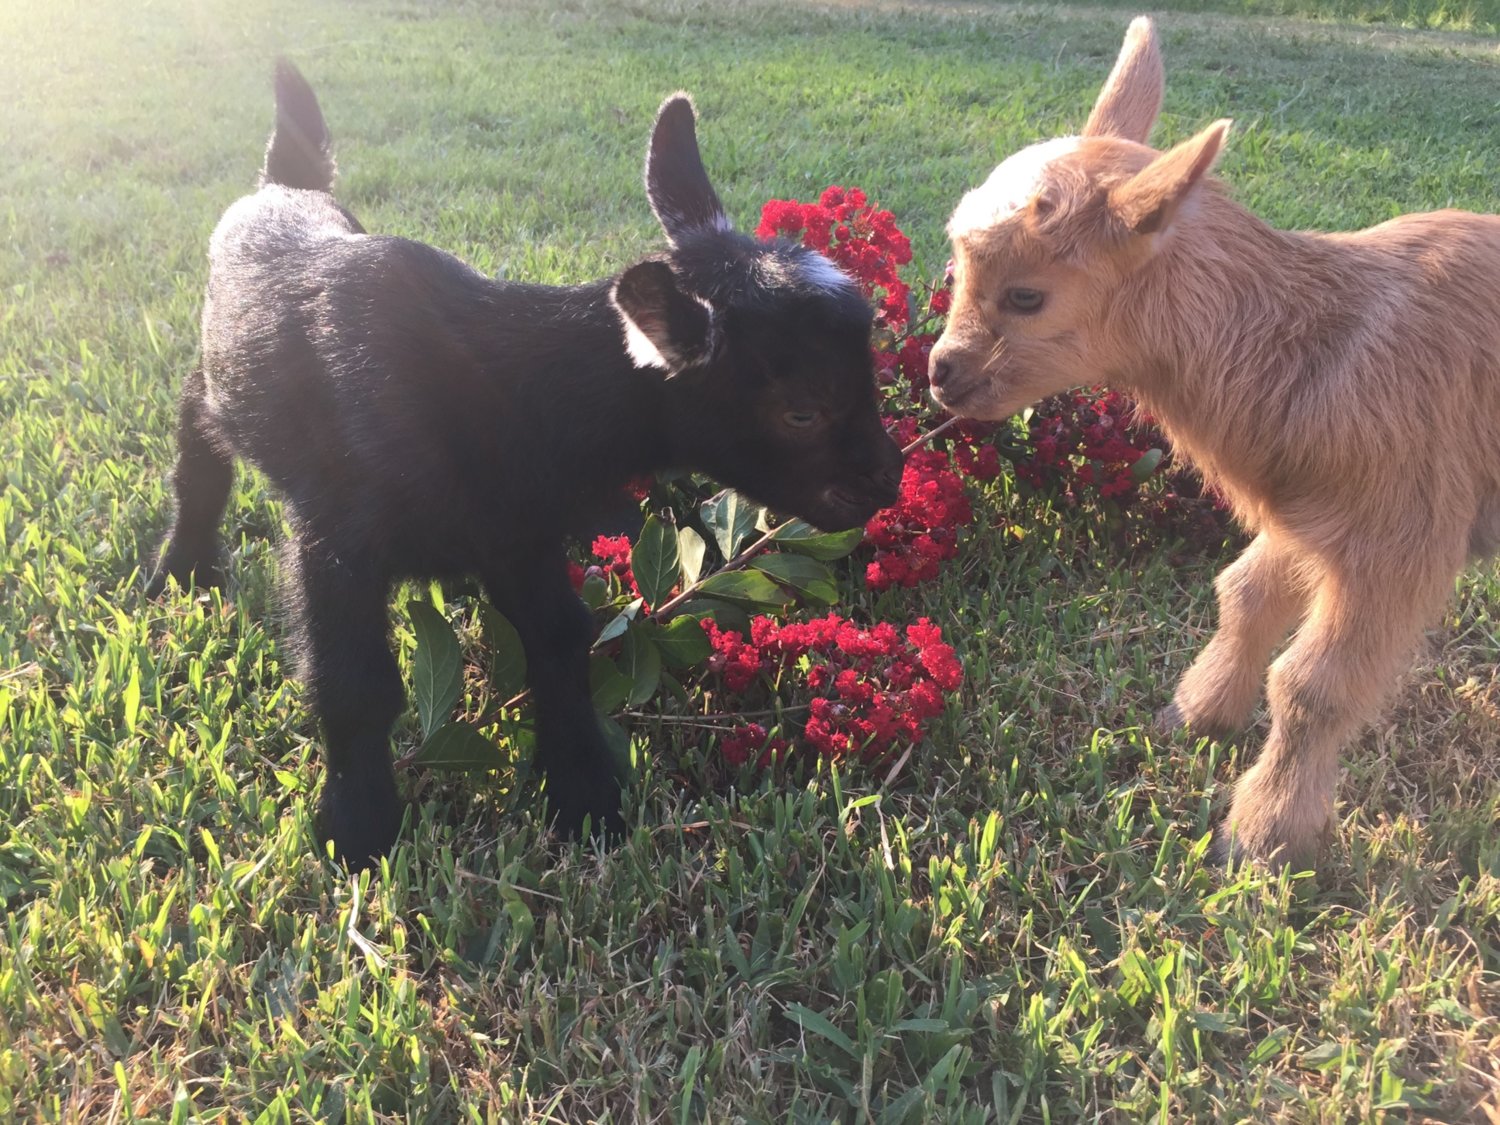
[
  {"x1": 618, "y1": 311, "x2": 671, "y2": 370},
  {"x1": 948, "y1": 136, "x2": 1081, "y2": 238},
  {"x1": 695, "y1": 294, "x2": 719, "y2": 357},
  {"x1": 610, "y1": 288, "x2": 718, "y2": 372}
]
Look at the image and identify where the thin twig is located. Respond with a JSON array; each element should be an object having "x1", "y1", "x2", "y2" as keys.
[
  {"x1": 620, "y1": 704, "x2": 811, "y2": 724},
  {"x1": 905, "y1": 415, "x2": 960, "y2": 453},
  {"x1": 455, "y1": 869, "x2": 565, "y2": 902}
]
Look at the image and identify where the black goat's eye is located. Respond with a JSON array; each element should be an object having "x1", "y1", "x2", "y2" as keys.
[
  {"x1": 1005, "y1": 288, "x2": 1045, "y2": 313},
  {"x1": 783, "y1": 410, "x2": 821, "y2": 429}
]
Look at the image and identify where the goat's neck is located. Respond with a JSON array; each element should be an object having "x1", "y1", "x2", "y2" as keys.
[
  {"x1": 1113, "y1": 196, "x2": 1356, "y2": 509},
  {"x1": 483, "y1": 279, "x2": 678, "y2": 481}
]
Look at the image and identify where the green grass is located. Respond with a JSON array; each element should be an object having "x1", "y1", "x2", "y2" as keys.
[
  {"x1": 1087, "y1": 0, "x2": 1500, "y2": 34},
  {"x1": 4, "y1": 0, "x2": 1500, "y2": 1119}
]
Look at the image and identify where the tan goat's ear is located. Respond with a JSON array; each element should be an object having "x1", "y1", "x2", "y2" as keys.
[
  {"x1": 1024, "y1": 186, "x2": 1059, "y2": 232},
  {"x1": 1082, "y1": 16, "x2": 1165, "y2": 144},
  {"x1": 1109, "y1": 119, "x2": 1231, "y2": 235}
]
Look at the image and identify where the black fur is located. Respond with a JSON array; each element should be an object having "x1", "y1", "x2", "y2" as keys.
[
  {"x1": 262, "y1": 59, "x2": 335, "y2": 192},
  {"x1": 149, "y1": 63, "x2": 903, "y2": 868}
]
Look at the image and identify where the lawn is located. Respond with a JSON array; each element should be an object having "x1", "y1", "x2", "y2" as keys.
[{"x1": 3, "y1": 0, "x2": 1499, "y2": 1120}]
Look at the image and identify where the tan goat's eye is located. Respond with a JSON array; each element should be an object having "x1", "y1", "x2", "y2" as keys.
[
  {"x1": 1006, "y1": 288, "x2": 1045, "y2": 313},
  {"x1": 783, "y1": 410, "x2": 821, "y2": 429}
]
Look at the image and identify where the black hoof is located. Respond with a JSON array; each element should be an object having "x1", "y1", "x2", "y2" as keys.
[
  {"x1": 315, "y1": 768, "x2": 406, "y2": 870},
  {"x1": 545, "y1": 772, "x2": 627, "y2": 842},
  {"x1": 147, "y1": 543, "x2": 225, "y2": 597}
]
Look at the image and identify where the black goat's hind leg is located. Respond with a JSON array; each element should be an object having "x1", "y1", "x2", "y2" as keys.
[
  {"x1": 287, "y1": 539, "x2": 407, "y2": 867},
  {"x1": 483, "y1": 549, "x2": 627, "y2": 840},
  {"x1": 149, "y1": 368, "x2": 233, "y2": 595}
]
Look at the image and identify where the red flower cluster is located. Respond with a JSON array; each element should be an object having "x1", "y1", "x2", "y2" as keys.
[
  {"x1": 1015, "y1": 389, "x2": 1159, "y2": 501},
  {"x1": 704, "y1": 613, "x2": 961, "y2": 766},
  {"x1": 952, "y1": 439, "x2": 1003, "y2": 482},
  {"x1": 864, "y1": 447, "x2": 972, "y2": 591},
  {"x1": 853, "y1": 415, "x2": 1005, "y2": 592},
  {"x1": 757, "y1": 190, "x2": 996, "y2": 593},
  {"x1": 590, "y1": 534, "x2": 635, "y2": 582},
  {"x1": 718, "y1": 723, "x2": 789, "y2": 768},
  {"x1": 1011, "y1": 388, "x2": 1235, "y2": 546},
  {"x1": 895, "y1": 332, "x2": 937, "y2": 401},
  {"x1": 757, "y1": 186, "x2": 913, "y2": 328}
]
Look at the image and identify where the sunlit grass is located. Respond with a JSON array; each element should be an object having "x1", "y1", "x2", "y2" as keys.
[{"x1": 2, "y1": 0, "x2": 1498, "y2": 1119}]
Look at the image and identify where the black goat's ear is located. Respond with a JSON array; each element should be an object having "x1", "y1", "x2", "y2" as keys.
[
  {"x1": 611, "y1": 260, "x2": 716, "y2": 375},
  {"x1": 645, "y1": 94, "x2": 730, "y2": 246}
]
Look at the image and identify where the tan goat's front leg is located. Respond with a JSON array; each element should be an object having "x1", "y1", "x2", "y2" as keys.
[
  {"x1": 1220, "y1": 564, "x2": 1444, "y2": 868},
  {"x1": 1165, "y1": 531, "x2": 1307, "y2": 738}
]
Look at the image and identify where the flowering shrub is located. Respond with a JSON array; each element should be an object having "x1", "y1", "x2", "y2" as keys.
[
  {"x1": 755, "y1": 193, "x2": 984, "y2": 593},
  {"x1": 756, "y1": 186, "x2": 912, "y2": 329},
  {"x1": 863, "y1": 446, "x2": 970, "y2": 591},
  {"x1": 1012, "y1": 389, "x2": 1234, "y2": 545},
  {"x1": 704, "y1": 614, "x2": 962, "y2": 767},
  {"x1": 403, "y1": 184, "x2": 1231, "y2": 786},
  {"x1": 1018, "y1": 389, "x2": 1160, "y2": 499}
]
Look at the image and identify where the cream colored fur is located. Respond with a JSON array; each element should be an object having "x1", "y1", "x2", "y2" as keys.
[{"x1": 931, "y1": 16, "x2": 1500, "y2": 867}]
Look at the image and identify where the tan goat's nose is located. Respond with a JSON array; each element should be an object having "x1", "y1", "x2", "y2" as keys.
[{"x1": 929, "y1": 355, "x2": 954, "y2": 390}]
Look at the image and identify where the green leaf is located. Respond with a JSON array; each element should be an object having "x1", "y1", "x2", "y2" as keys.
[
  {"x1": 579, "y1": 574, "x2": 609, "y2": 609},
  {"x1": 408, "y1": 600, "x2": 463, "y2": 740},
  {"x1": 598, "y1": 714, "x2": 633, "y2": 771},
  {"x1": 1130, "y1": 446, "x2": 1165, "y2": 484},
  {"x1": 1248, "y1": 1026, "x2": 1292, "y2": 1065},
  {"x1": 750, "y1": 552, "x2": 839, "y2": 605},
  {"x1": 875, "y1": 1087, "x2": 925, "y2": 1125},
  {"x1": 785, "y1": 1003, "x2": 858, "y2": 1059},
  {"x1": 621, "y1": 625, "x2": 662, "y2": 706},
  {"x1": 1300, "y1": 1041, "x2": 1344, "y2": 1068},
  {"x1": 890, "y1": 1018, "x2": 954, "y2": 1033},
  {"x1": 589, "y1": 653, "x2": 633, "y2": 713},
  {"x1": 649, "y1": 615, "x2": 712, "y2": 669},
  {"x1": 632, "y1": 516, "x2": 679, "y2": 607},
  {"x1": 770, "y1": 518, "x2": 867, "y2": 560},
  {"x1": 700, "y1": 492, "x2": 763, "y2": 560},
  {"x1": 122, "y1": 664, "x2": 141, "y2": 733},
  {"x1": 1190, "y1": 1009, "x2": 1236, "y2": 1033},
  {"x1": 694, "y1": 568, "x2": 793, "y2": 610},
  {"x1": 597, "y1": 598, "x2": 645, "y2": 647},
  {"x1": 682, "y1": 597, "x2": 751, "y2": 636},
  {"x1": 677, "y1": 526, "x2": 707, "y2": 587},
  {"x1": 411, "y1": 722, "x2": 506, "y2": 771},
  {"x1": 479, "y1": 604, "x2": 527, "y2": 699},
  {"x1": 1426, "y1": 997, "x2": 1477, "y2": 1027},
  {"x1": 678, "y1": 1044, "x2": 704, "y2": 1125}
]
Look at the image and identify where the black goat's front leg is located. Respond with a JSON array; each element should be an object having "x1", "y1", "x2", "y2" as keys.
[
  {"x1": 286, "y1": 537, "x2": 406, "y2": 867},
  {"x1": 483, "y1": 548, "x2": 627, "y2": 839}
]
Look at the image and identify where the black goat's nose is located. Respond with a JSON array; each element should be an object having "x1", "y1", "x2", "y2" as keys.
[
  {"x1": 878, "y1": 463, "x2": 903, "y2": 492},
  {"x1": 929, "y1": 357, "x2": 953, "y2": 389}
]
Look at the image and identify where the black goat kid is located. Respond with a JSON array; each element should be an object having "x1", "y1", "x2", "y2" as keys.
[{"x1": 150, "y1": 62, "x2": 904, "y2": 867}]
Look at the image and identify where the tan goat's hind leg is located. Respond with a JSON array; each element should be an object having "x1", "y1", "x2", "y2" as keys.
[
  {"x1": 1220, "y1": 566, "x2": 1445, "y2": 868},
  {"x1": 1166, "y1": 532, "x2": 1306, "y2": 738}
]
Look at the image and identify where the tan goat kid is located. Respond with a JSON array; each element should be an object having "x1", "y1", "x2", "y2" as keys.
[{"x1": 930, "y1": 16, "x2": 1500, "y2": 867}]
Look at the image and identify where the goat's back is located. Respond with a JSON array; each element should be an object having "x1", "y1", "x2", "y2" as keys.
[{"x1": 1338, "y1": 210, "x2": 1500, "y2": 540}]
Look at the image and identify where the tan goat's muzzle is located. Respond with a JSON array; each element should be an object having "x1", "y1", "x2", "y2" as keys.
[{"x1": 927, "y1": 339, "x2": 995, "y2": 418}]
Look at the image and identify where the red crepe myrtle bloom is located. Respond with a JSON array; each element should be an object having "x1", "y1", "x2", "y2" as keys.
[
  {"x1": 701, "y1": 612, "x2": 962, "y2": 765},
  {"x1": 757, "y1": 186, "x2": 912, "y2": 330},
  {"x1": 863, "y1": 448, "x2": 972, "y2": 591}
]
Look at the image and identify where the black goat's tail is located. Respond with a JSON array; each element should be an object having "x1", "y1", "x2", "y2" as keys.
[{"x1": 261, "y1": 58, "x2": 335, "y2": 192}]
